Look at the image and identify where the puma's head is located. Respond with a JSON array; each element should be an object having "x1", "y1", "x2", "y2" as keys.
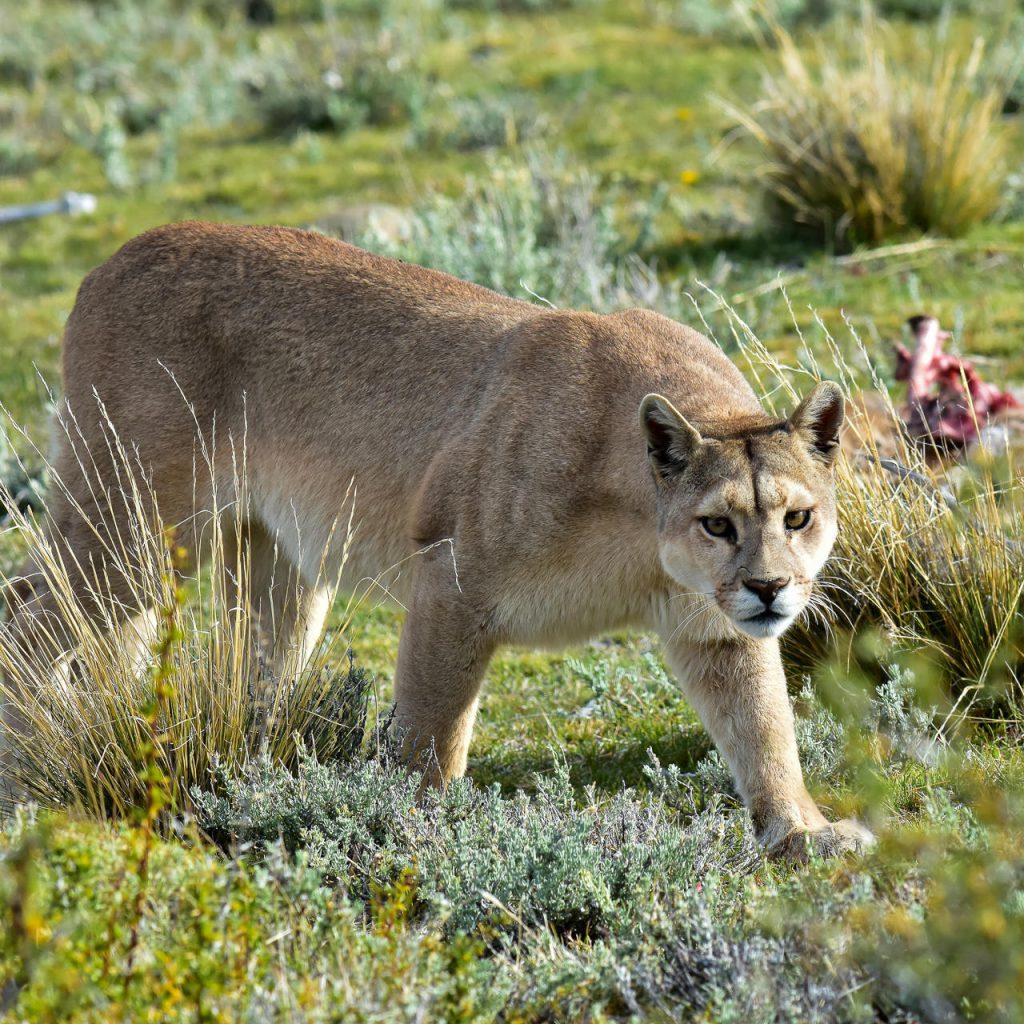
[{"x1": 639, "y1": 383, "x2": 843, "y2": 639}]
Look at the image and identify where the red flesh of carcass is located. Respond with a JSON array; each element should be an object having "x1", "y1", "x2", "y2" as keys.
[{"x1": 894, "y1": 315, "x2": 1020, "y2": 448}]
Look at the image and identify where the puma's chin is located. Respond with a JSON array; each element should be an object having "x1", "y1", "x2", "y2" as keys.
[{"x1": 732, "y1": 609, "x2": 797, "y2": 639}]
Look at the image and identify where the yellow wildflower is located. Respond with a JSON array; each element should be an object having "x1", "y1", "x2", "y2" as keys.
[{"x1": 679, "y1": 169, "x2": 700, "y2": 186}]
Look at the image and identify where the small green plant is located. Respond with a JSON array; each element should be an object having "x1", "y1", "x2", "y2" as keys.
[
  {"x1": 65, "y1": 101, "x2": 135, "y2": 190},
  {"x1": 444, "y1": 0, "x2": 597, "y2": 10},
  {"x1": 666, "y1": 0, "x2": 824, "y2": 41},
  {"x1": 0, "y1": 135, "x2": 40, "y2": 180},
  {"x1": 662, "y1": 0, "x2": 1004, "y2": 41},
  {"x1": 0, "y1": 432, "x2": 43, "y2": 526},
  {"x1": 242, "y1": 21, "x2": 431, "y2": 138},
  {"x1": 728, "y1": 13, "x2": 1016, "y2": 243},
  {"x1": 413, "y1": 92, "x2": 544, "y2": 152}
]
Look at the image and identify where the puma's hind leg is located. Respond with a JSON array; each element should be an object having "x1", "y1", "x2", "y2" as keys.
[{"x1": 219, "y1": 520, "x2": 332, "y2": 731}]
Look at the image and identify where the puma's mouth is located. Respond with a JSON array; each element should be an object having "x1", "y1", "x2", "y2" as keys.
[
  {"x1": 735, "y1": 608, "x2": 793, "y2": 638},
  {"x1": 746, "y1": 609, "x2": 784, "y2": 625}
]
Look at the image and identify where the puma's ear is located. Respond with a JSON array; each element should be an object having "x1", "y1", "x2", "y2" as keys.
[
  {"x1": 788, "y1": 381, "x2": 844, "y2": 464},
  {"x1": 639, "y1": 393, "x2": 702, "y2": 480}
]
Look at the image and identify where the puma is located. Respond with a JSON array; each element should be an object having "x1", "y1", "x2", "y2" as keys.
[{"x1": 3, "y1": 222, "x2": 871, "y2": 858}]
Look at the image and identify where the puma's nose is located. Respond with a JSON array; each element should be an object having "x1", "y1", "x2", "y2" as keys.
[{"x1": 743, "y1": 577, "x2": 790, "y2": 607}]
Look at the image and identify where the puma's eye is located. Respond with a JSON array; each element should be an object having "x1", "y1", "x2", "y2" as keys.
[
  {"x1": 784, "y1": 509, "x2": 812, "y2": 531},
  {"x1": 700, "y1": 516, "x2": 734, "y2": 539}
]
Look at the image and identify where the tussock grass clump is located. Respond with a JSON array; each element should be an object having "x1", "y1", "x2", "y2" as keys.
[
  {"x1": 825, "y1": 443, "x2": 1023, "y2": 709},
  {"x1": 729, "y1": 14, "x2": 1015, "y2": 244},
  {"x1": 0, "y1": 132, "x2": 42, "y2": 180},
  {"x1": 445, "y1": 0, "x2": 597, "y2": 10},
  {"x1": 665, "y1": 0, "x2": 995, "y2": 41},
  {"x1": 412, "y1": 91, "x2": 545, "y2": 152},
  {"x1": 0, "y1": 410, "x2": 365, "y2": 819},
  {"x1": 667, "y1": 0, "x2": 823, "y2": 41}
]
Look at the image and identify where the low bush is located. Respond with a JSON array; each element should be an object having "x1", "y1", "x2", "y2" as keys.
[
  {"x1": 243, "y1": 30, "x2": 430, "y2": 138},
  {"x1": 0, "y1": 134, "x2": 42, "y2": 180},
  {"x1": 0, "y1": 435, "x2": 43, "y2": 524},
  {"x1": 664, "y1": 0, "x2": 825, "y2": 41},
  {"x1": 412, "y1": 91, "x2": 545, "y2": 152},
  {"x1": 728, "y1": 13, "x2": 1015, "y2": 244},
  {"x1": 195, "y1": 753, "x2": 759, "y2": 938},
  {"x1": 357, "y1": 151, "x2": 680, "y2": 311},
  {"x1": 444, "y1": 0, "x2": 598, "y2": 11},
  {"x1": 664, "y1": 0, "x2": 1016, "y2": 42}
]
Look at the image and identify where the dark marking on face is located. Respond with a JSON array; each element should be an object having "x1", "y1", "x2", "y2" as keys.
[{"x1": 745, "y1": 435, "x2": 763, "y2": 514}]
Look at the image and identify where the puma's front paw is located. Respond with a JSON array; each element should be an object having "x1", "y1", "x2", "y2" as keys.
[{"x1": 770, "y1": 818, "x2": 875, "y2": 862}]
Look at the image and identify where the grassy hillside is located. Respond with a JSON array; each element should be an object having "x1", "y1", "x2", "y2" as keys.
[{"x1": 2, "y1": 1, "x2": 1024, "y2": 1020}]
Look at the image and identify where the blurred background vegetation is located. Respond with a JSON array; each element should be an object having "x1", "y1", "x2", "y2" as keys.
[{"x1": 1, "y1": 0, "x2": 1024, "y2": 1020}]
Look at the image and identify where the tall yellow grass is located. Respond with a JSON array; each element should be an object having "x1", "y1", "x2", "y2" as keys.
[
  {"x1": 0, "y1": 406, "x2": 365, "y2": 818},
  {"x1": 727, "y1": 12, "x2": 1015, "y2": 243}
]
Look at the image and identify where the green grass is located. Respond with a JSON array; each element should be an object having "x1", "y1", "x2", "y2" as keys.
[{"x1": 2, "y1": 0, "x2": 1024, "y2": 1019}]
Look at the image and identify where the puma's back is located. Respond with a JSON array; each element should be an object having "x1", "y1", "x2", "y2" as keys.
[{"x1": 57, "y1": 221, "x2": 762, "y2": 603}]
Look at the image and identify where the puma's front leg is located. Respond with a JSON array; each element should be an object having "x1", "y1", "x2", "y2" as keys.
[
  {"x1": 663, "y1": 632, "x2": 872, "y2": 860},
  {"x1": 391, "y1": 561, "x2": 496, "y2": 790}
]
